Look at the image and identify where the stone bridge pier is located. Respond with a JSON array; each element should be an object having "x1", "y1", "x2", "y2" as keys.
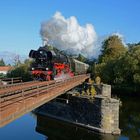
[{"x1": 35, "y1": 84, "x2": 121, "y2": 135}]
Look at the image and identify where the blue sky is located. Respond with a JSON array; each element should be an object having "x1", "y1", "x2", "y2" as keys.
[{"x1": 0, "y1": 0, "x2": 140, "y2": 55}]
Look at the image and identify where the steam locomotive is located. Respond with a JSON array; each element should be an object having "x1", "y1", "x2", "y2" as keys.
[{"x1": 29, "y1": 45, "x2": 89, "y2": 81}]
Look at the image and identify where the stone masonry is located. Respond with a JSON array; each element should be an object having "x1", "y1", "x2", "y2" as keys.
[{"x1": 36, "y1": 84, "x2": 121, "y2": 134}]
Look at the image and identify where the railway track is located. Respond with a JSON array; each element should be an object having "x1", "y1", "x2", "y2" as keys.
[
  {"x1": 0, "y1": 80, "x2": 55, "y2": 95},
  {"x1": 0, "y1": 80, "x2": 55, "y2": 109},
  {"x1": 0, "y1": 74, "x2": 90, "y2": 127},
  {"x1": 0, "y1": 80, "x2": 35, "y2": 89}
]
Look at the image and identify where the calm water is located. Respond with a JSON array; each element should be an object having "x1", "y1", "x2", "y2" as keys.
[{"x1": 0, "y1": 96, "x2": 140, "y2": 140}]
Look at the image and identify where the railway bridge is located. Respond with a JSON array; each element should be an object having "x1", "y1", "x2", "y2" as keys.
[{"x1": 0, "y1": 74, "x2": 90, "y2": 127}]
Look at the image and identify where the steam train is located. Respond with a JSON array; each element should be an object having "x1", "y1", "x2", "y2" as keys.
[{"x1": 29, "y1": 45, "x2": 89, "y2": 81}]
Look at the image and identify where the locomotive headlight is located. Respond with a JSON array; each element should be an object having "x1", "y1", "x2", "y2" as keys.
[
  {"x1": 32, "y1": 68, "x2": 35, "y2": 70},
  {"x1": 46, "y1": 68, "x2": 49, "y2": 70}
]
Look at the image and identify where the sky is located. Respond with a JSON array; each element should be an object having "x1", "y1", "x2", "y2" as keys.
[{"x1": 0, "y1": 0, "x2": 140, "y2": 56}]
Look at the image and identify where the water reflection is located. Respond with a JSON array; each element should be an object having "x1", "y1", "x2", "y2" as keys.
[
  {"x1": 0, "y1": 114, "x2": 44, "y2": 140},
  {"x1": 35, "y1": 114, "x2": 119, "y2": 140},
  {"x1": 0, "y1": 96, "x2": 139, "y2": 140},
  {"x1": 35, "y1": 96, "x2": 140, "y2": 140},
  {"x1": 119, "y1": 97, "x2": 140, "y2": 140}
]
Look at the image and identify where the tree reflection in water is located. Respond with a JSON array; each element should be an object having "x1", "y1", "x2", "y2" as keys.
[{"x1": 119, "y1": 97, "x2": 140, "y2": 140}]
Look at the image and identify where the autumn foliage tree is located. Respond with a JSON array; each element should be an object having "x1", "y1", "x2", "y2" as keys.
[
  {"x1": 98, "y1": 35, "x2": 127, "y2": 63},
  {"x1": 95, "y1": 35, "x2": 127, "y2": 84},
  {"x1": 95, "y1": 34, "x2": 140, "y2": 89}
]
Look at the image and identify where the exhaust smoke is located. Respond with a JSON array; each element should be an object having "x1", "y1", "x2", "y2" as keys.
[{"x1": 40, "y1": 12, "x2": 98, "y2": 58}]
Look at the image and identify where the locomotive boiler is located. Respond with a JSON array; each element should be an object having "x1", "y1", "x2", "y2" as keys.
[{"x1": 29, "y1": 45, "x2": 89, "y2": 81}]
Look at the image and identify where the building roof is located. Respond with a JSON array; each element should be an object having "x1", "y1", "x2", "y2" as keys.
[{"x1": 0, "y1": 66, "x2": 13, "y2": 71}]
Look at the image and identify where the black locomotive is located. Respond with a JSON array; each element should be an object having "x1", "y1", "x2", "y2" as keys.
[{"x1": 29, "y1": 45, "x2": 89, "y2": 81}]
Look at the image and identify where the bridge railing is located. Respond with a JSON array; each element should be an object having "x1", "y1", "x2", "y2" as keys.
[
  {"x1": 0, "y1": 74, "x2": 90, "y2": 127},
  {"x1": 0, "y1": 77, "x2": 22, "y2": 85}
]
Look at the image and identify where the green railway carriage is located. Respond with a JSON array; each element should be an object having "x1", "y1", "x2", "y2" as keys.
[{"x1": 69, "y1": 58, "x2": 89, "y2": 75}]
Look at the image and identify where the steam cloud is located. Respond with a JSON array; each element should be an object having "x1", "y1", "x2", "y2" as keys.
[{"x1": 40, "y1": 12, "x2": 98, "y2": 58}]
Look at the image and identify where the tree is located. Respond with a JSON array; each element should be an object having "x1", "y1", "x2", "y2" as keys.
[
  {"x1": 121, "y1": 45, "x2": 140, "y2": 85},
  {"x1": 95, "y1": 61, "x2": 117, "y2": 84},
  {"x1": 24, "y1": 58, "x2": 33, "y2": 67},
  {"x1": 7, "y1": 59, "x2": 32, "y2": 81},
  {"x1": 77, "y1": 54, "x2": 86, "y2": 62},
  {"x1": 127, "y1": 42, "x2": 140, "y2": 49},
  {"x1": 0, "y1": 73, "x2": 6, "y2": 79},
  {"x1": 13, "y1": 55, "x2": 21, "y2": 66},
  {"x1": 98, "y1": 35, "x2": 127, "y2": 63},
  {"x1": 0, "y1": 58, "x2": 6, "y2": 66},
  {"x1": 97, "y1": 44, "x2": 140, "y2": 85},
  {"x1": 95, "y1": 35, "x2": 127, "y2": 84}
]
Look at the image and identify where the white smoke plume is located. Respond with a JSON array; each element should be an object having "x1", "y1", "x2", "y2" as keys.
[{"x1": 40, "y1": 12, "x2": 98, "y2": 58}]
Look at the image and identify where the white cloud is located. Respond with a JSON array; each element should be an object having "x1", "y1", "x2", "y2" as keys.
[{"x1": 40, "y1": 12, "x2": 98, "y2": 58}]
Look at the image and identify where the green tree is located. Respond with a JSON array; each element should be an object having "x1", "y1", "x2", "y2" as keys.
[
  {"x1": 98, "y1": 44, "x2": 140, "y2": 85},
  {"x1": 121, "y1": 45, "x2": 140, "y2": 85},
  {"x1": 24, "y1": 58, "x2": 33, "y2": 67},
  {"x1": 98, "y1": 35, "x2": 127, "y2": 63},
  {"x1": 0, "y1": 73, "x2": 6, "y2": 79},
  {"x1": 7, "y1": 59, "x2": 32, "y2": 81},
  {"x1": 95, "y1": 35, "x2": 127, "y2": 84},
  {"x1": 13, "y1": 55, "x2": 21, "y2": 66},
  {"x1": 95, "y1": 61, "x2": 118, "y2": 84},
  {"x1": 0, "y1": 58, "x2": 6, "y2": 66}
]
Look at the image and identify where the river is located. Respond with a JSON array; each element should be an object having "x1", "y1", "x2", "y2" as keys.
[{"x1": 0, "y1": 96, "x2": 140, "y2": 140}]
